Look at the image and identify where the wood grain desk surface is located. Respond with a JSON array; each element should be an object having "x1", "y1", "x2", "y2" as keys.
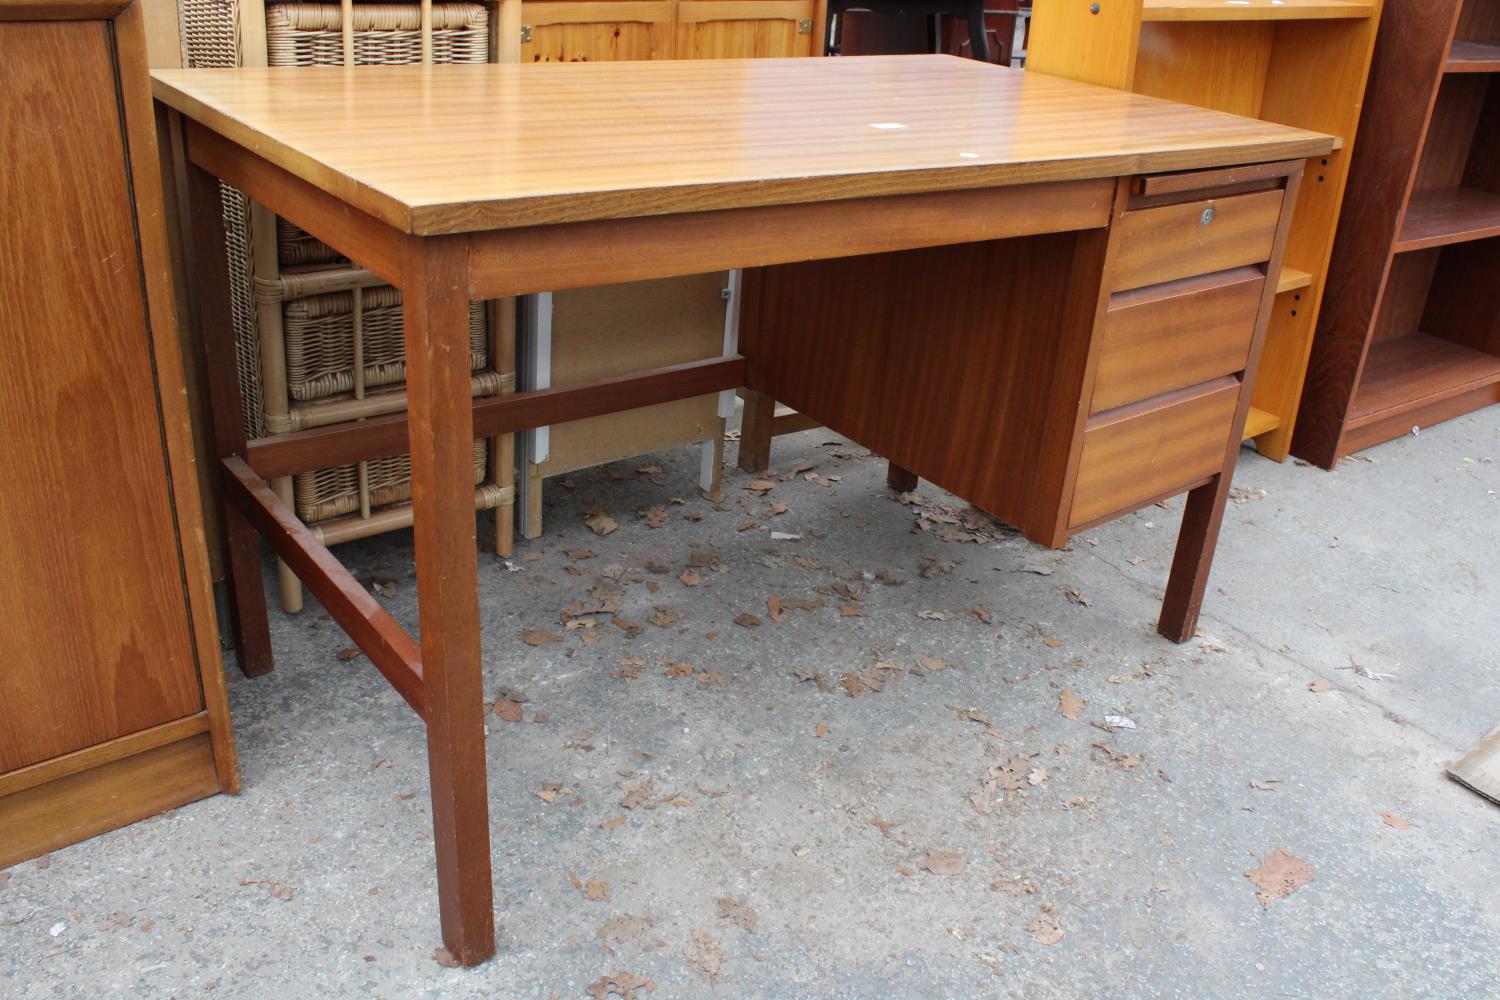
[{"x1": 152, "y1": 55, "x2": 1333, "y2": 235}]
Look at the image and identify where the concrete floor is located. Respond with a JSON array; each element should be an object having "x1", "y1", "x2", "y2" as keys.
[{"x1": 3, "y1": 408, "x2": 1498, "y2": 999}]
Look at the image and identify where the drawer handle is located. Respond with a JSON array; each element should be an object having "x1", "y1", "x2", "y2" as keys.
[{"x1": 1200, "y1": 206, "x2": 1217, "y2": 225}]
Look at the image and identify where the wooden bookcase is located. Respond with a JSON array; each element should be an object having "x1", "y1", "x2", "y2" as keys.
[
  {"x1": 1028, "y1": 0, "x2": 1382, "y2": 462},
  {"x1": 0, "y1": 0, "x2": 236, "y2": 866},
  {"x1": 1293, "y1": 0, "x2": 1500, "y2": 466}
]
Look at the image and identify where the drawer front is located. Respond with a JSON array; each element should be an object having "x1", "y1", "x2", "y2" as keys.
[
  {"x1": 1070, "y1": 378, "x2": 1240, "y2": 528},
  {"x1": 1111, "y1": 188, "x2": 1283, "y2": 291},
  {"x1": 1091, "y1": 267, "x2": 1264, "y2": 413}
]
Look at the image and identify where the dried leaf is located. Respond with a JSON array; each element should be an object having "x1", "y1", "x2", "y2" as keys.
[
  {"x1": 1308, "y1": 679, "x2": 1334, "y2": 693},
  {"x1": 642, "y1": 506, "x2": 667, "y2": 529},
  {"x1": 686, "y1": 930, "x2": 724, "y2": 982},
  {"x1": 734, "y1": 612, "x2": 761, "y2": 629},
  {"x1": 1027, "y1": 909, "x2": 1064, "y2": 945},
  {"x1": 1060, "y1": 584, "x2": 1092, "y2": 607},
  {"x1": 716, "y1": 897, "x2": 758, "y2": 932},
  {"x1": 521, "y1": 628, "x2": 563, "y2": 647},
  {"x1": 598, "y1": 916, "x2": 655, "y2": 946},
  {"x1": 920, "y1": 850, "x2": 968, "y2": 876},
  {"x1": 1058, "y1": 688, "x2": 1085, "y2": 720},
  {"x1": 585, "y1": 971, "x2": 656, "y2": 999},
  {"x1": 491, "y1": 698, "x2": 524, "y2": 723},
  {"x1": 1380, "y1": 810, "x2": 1411, "y2": 831},
  {"x1": 432, "y1": 947, "x2": 461, "y2": 968},
  {"x1": 1244, "y1": 848, "x2": 1314, "y2": 905},
  {"x1": 743, "y1": 478, "x2": 777, "y2": 494},
  {"x1": 911, "y1": 654, "x2": 948, "y2": 675},
  {"x1": 336, "y1": 647, "x2": 362, "y2": 663},
  {"x1": 566, "y1": 549, "x2": 597, "y2": 560},
  {"x1": 586, "y1": 513, "x2": 619, "y2": 536},
  {"x1": 918, "y1": 610, "x2": 949, "y2": 621},
  {"x1": 600, "y1": 814, "x2": 627, "y2": 831},
  {"x1": 679, "y1": 568, "x2": 702, "y2": 588}
]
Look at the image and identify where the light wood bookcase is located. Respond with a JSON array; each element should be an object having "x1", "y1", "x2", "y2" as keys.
[{"x1": 1029, "y1": 0, "x2": 1383, "y2": 462}]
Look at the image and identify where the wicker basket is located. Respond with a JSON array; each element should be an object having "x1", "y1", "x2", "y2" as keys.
[
  {"x1": 282, "y1": 286, "x2": 488, "y2": 402},
  {"x1": 180, "y1": 0, "x2": 501, "y2": 536},
  {"x1": 266, "y1": 2, "x2": 490, "y2": 66},
  {"x1": 267, "y1": 3, "x2": 489, "y2": 269},
  {"x1": 295, "y1": 440, "x2": 489, "y2": 523}
]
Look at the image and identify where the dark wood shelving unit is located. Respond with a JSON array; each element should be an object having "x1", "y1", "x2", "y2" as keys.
[{"x1": 1294, "y1": 0, "x2": 1500, "y2": 466}]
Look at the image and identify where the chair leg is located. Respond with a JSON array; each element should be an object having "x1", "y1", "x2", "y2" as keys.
[
  {"x1": 737, "y1": 389, "x2": 776, "y2": 474},
  {"x1": 966, "y1": 0, "x2": 990, "y2": 61}
]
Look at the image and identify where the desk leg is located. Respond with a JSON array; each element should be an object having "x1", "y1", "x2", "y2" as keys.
[
  {"x1": 737, "y1": 389, "x2": 775, "y2": 474},
  {"x1": 886, "y1": 463, "x2": 918, "y2": 493},
  {"x1": 186, "y1": 162, "x2": 275, "y2": 677},
  {"x1": 402, "y1": 236, "x2": 496, "y2": 966},
  {"x1": 1157, "y1": 472, "x2": 1232, "y2": 643}
]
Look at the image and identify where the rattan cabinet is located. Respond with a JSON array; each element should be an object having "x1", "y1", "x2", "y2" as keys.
[
  {"x1": 0, "y1": 0, "x2": 236, "y2": 866},
  {"x1": 176, "y1": 0, "x2": 515, "y2": 615}
]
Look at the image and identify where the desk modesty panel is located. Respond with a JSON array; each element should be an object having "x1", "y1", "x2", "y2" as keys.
[{"x1": 152, "y1": 56, "x2": 1332, "y2": 966}]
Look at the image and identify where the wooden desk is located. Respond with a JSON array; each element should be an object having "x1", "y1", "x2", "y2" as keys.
[{"x1": 152, "y1": 55, "x2": 1331, "y2": 966}]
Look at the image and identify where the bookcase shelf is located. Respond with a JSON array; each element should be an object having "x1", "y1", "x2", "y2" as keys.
[
  {"x1": 1294, "y1": 0, "x2": 1500, "y2": 466},
  {"x1": 1446, "y1": 39, "x2": 1500, "y2": 71},
  {"x1": 1030, "y1": 0, "x2": 1383, "y2": 461},
  {"x1": 1395, "y1": 187, "x2": 1500, "y2": 252},
  {"x1": 1351, "y1": 333, "x2": 1500, "y2": 424},
  {"x1": 1142, "y1": 0, "x2": 1376, "y2": 21}
]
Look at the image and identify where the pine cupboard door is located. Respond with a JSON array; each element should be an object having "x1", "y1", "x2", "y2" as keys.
[
  {"x1": 519, "y1": 1, "x2": 677, "y2": 62},
  {"x1": 0, "y1": 18, "x2": 205, "y2": 772},
  {"x1": 674, "y1": 0, "x2": 819, "y2": 58}
]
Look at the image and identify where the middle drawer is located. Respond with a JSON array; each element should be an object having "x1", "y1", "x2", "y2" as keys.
[{"x1": 1091, "y1": 266, "x2": 1264, "y2": 414}]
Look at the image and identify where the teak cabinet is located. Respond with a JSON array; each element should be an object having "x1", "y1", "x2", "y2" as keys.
[
  {"x1": 1293, "y1": 0, "x2": 1500, "y2": 465},
  {"x1": 1028, "y1": 0, "x2": 1383, "y2": 463},
  {"x1": 0, "y1": 0, "x2": 236, "y2": 867}
]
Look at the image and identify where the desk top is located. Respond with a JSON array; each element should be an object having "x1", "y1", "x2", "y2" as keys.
[{"x1": 153, "y1": 56, "x2": 1332, "y2": 235}]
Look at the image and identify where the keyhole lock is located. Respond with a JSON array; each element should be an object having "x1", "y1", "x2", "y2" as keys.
[{"x1": 1201, "y1": 206, "x2": 1217, "y2": 225}]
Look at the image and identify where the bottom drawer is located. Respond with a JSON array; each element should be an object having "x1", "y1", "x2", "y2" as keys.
[{"x1": 1069, "y1": 377, "x2": 1240, "y2": 528}]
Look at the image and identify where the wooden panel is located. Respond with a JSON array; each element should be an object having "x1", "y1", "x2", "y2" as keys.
[
  {"x1": 0, "y1": 733, "x2": 219, "y2": 868},
  {"x1": 541, "y1": 273, "x2": 727, "y2": 475},
  {"x1": 467, "y1": 179, "x2": 1114, "y2": 298},
  {"x1": 1111, "y1": 188, "x2": 1283, "y2": 291},
  {"x1": 0, "y1": 0, "x2": 130, "y2": 18},
  {"x1": 150, "y1": 57, "x2": 1334, "y2": 234},
  {"x1": 1070, "y1": 377, "x2": 1240, "y2": 528},
  {"x1": 1091, "y1": 267, "x2": 1262, "y2": 412},
  {"x1": 674, "y1": 0, "x2": 815, "y2": 58},
  {"x1": 0, "y1": 19, "x2": 203, "y2": 772},
  {"x1": 1135, "y1": 21, "x2": 1276, "y2": 119},
  {"x1": 521, "y1": 1, "x2": 674, "y2": 62},
  {"x1": 741, "y1": 229, "x2": 1110, "y2": 544},
  {"x1": 1027, "y1": 0, "x2": 1142, "y2": 89}
]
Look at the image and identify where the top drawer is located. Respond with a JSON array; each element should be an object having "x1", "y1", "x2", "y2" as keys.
[{"x1": 1110, "y1": 188, "x2": 1283, "y2": 292}]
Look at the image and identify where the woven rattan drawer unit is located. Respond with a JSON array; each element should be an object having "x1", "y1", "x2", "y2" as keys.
[{"x1": 177, "y1": 0, "x2": 514, "y2": 615}]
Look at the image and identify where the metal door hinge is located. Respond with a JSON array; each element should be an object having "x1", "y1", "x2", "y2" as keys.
[
  {"x1": 797, "y1": 18, "x2": 813, "y2": 33},
  {"x1": 520, "y1": 24, "x2": 532, "y2": 43}
]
